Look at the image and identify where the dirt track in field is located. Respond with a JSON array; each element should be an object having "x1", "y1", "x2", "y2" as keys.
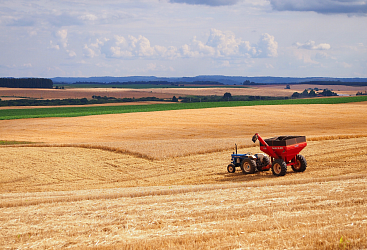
[{"x1": 1, "y1": 102, "x2": 367, "y2": 249}]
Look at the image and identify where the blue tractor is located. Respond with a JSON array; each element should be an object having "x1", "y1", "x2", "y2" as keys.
[{"x1": 227, "y1": 144, "x2": 271, "y2": 174}]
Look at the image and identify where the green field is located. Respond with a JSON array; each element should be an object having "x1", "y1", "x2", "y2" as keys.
[
  {"x1": 1, "y1": 96, "x2": 367, "y2": 120},
  {"x1": 0, "y1": 140, "x2": 35, "y2": 145}
]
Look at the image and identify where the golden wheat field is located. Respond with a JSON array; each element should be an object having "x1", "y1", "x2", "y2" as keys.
[{"x1": 1, "y1": 102, "x2": 367, "y2": 249}]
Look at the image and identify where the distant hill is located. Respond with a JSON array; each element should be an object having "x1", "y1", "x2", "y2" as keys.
[{"x1": 51, "y1": 76, "x2": 367, "y2": 85}]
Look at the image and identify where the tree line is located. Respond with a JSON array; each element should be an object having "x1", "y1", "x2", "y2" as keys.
[
  {"x1": 179, "y1": 93, "x2": 287, "y2": 103},
  {"x1": 291, "y1": 89, "x2": 338, "y2": 98},
  {"x1": 0, "y1": 78, "x2": 53, "y2": 88},
  {"x1": 0, "y1": 96, "x2": 167, "y2": 107}
]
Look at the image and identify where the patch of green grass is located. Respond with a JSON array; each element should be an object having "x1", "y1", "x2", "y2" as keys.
[{"x1": 0, "y1": 95, "x2": 366, "y2": 120}]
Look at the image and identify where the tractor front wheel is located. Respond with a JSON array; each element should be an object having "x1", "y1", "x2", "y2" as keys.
[
  {"x1": 241, "y1": 159, "x2": 256, "y2": 174},
  {"x1": 292, "y1": 155, "x2": 307, "y2": 172},
  {"x1": 227, "y1": 164, "x2": 236, "y2": 173},
  {"x1": 272, "y1": 159, "x2": 287, "y2": 176}
]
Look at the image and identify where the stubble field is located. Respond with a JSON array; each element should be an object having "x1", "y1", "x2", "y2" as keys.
[{"x1": 1, "y1": 100, "x2": 367, "y2": 249}]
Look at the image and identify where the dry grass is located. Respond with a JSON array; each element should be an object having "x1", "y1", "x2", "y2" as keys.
[
  {"x1": 1, "y1": 168, "x2": 366, "y2": 249},
  {"x1": 1, "y1": 102, "x2": 367, "y2": 249}
]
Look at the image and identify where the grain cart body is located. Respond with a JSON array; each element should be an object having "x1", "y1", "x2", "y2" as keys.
[
  {"x1": 251, "y1": 133, "x2": 308, "y2": 176},
  {"x1": 259, "y1": 136, "x2": 307, "y2": 162}
]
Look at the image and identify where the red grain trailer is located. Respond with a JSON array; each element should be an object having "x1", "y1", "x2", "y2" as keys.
[{"x1": 252, "y1": 133, "x2": 307, "y2": 176}]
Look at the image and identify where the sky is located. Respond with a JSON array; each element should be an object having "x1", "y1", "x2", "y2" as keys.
[{"x1": 0, "y1": 0, "x2": 366, "y2": 78}]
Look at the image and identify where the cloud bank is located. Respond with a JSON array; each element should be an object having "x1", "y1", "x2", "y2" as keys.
[
  {"x1": 270, "y1": 0, "x2": 367, "y2": 14},
  {"x1": 86, "y1": 29, "x2": 278, "y2": 60}
]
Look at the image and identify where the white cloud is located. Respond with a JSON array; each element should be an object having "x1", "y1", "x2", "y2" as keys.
[
  {"x1": 67, "y1": 50, "x2": 77, "y2": 57},
  {"x1": 180, "y1": 29, "x2": 278, "y2": 59},
  {"x1": 49, "y1": 41, "x2": 60, "y2": 50},
  {"x1": 56, "y1": 29, "x2": 68, "y2": 48},
  {"x1": 23, "y1": 63, "x2": 32, "y2": 68},
  {"x1": 83, "y1": 45, "x2": 95, "y2": 58},
  {"x1": 192, "y1": 36, "x2": 217, "y2": 56},
  {"x1": 129, "y1": 35, "x2": 156, "y2": 57},
  {"x1": 296, "y1": 40, "x2": 331, "y2": 50},
  {"x1": 101, "y1": 35, "x2": 158, "y2": 58},
  {"x1": 254, "y1": 33, "x2": 278, "y2": 58},
  {"x1": 293, "y1": 50, "x2": 320, "y2": 64},
  {"x1": 79, "y1": 14, "x2": 98, "y2": 21},
  {"x1": 206, "y1": 29, "x2": 240, "y2": 56},
  {"x1": 83, "y1": 39, "x2": 105, "y2": 58},
  {"x1": 340, "y1": 61, "x2": 353, "y2": 68},
  {"x1": 179, "y1": 44, "x2": 200, "y2": 57},
  {"x1": 155, "y1": 45, "x2": 179, "y2": 58}
]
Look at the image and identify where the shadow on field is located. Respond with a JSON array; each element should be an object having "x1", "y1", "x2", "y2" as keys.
[{"x1": 217, "y1": 170, "x2": 300, "y2": 183}]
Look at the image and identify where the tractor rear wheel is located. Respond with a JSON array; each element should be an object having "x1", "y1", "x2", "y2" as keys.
[
  {"x1": 227, "y1": 164, "x2": 236, "y2": 173},
  {"x1": 272, "y1": 159, "x2": 287, "y2": 176},
  {"x1": 262, "y1": 156, "x2": 271, "y2": 171},
  {"x1": 292, "y1": 155, "x2": 307, "y2": 172},
  {"x1": 241, "y1": 159, "x2": 256, "y2": 174}
]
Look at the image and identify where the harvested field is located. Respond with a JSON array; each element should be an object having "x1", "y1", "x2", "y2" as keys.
[
  {"x1": 0, "y1": 88, "x2": 174, "y2": 100},
  {"x1": 1, "y1": 102, "x2": 367, "y2": 249},
  {"x1": 1, "y1": 84, "x2": 365, "y2": 101},
  {"x1": 1, "y1": 138, "x2": 367, "y2": 249},
  {"x1": 1, "y1": 103, "x2": 367, "y2": 159}
]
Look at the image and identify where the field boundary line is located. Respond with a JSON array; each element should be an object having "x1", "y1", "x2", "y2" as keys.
[{"x1": 1, "y1": 173, "x2": 366, "y2": 208}]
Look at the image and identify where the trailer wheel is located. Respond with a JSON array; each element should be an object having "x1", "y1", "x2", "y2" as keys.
[
  {"x1": 272, "y1": 159, "x2": 287, "y2": 176},
  {"x1": 227, "y1": 164, "x2": 236, "y2": 173},
  {"x1": 292, "y1": 155, "x2": 307, "y2": 172},
  {"x1": 241, "y1": 159, "x2": 256, "y2": 174}
]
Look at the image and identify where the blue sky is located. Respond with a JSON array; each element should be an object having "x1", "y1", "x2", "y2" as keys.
[{"x1": 1, "y1": 0, "x2": 366, "y2": 78}]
